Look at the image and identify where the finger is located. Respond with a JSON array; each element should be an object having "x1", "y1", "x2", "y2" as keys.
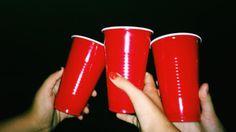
[
  {"x1": 52, "y1": 79, "x2": 61, "y2": 95},
  {"x1": 143, "y1": 72, "x2": 163, "y2": 109},
  {"x1": 78, "y1": 115, "x2": 83, "y2": 120},
  {"x1": 83, "y1": 106, "x2": 90, "y2": 114},
  {"x1": 91, "y1": 90, "x2": 97, "y2": 97},
  {"x1": 199, "y1": 83, "x2": 215, "y2": 114},
  {"x1": 109, "y1": 72, "x2": 145, "y2": 100},
  {"x1": 157, "y1": 89, "x2": 161, "y2": 96},
  {"x1": 144, "y1": 72, "x2": 156, "y2": 90},
  {"x1": 199, "y1": 83, "x2": 225, "y2": 132},
  {"x1": 173, "y1": 122, "x2": 202, "y2": 132},
  {"x1": 41, "y1": 67, "x2": 64, "y2": 93},
  {"x1": 66, "y1": 114, "x2": 75, "y2": 118},
  {"x1": 156, "y1": 80, "x2": 159, "y2": 87},
  {"x1": 116, "y1": 113, "x2": 139, "y2": 127},
  {"x1": 155, "y1": 80, "x2": 161, "y2": 96},
  {"x1": 57, "y1": 111, "x2": 74, "y2": 122}
]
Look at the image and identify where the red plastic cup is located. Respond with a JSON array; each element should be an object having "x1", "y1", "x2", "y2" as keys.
[
  {"x1": 54, "y1": 35, "x2": 105, "y2": 116},
  {"x1": 151, "y1": 32, "x2": 202, "y2": 122},
  {"x1": 102, "y1": 26, "x2": 154, "y2": 113}
]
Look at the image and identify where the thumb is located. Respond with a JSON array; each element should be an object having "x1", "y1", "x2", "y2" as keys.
[
  {"x1": 143, "y1": 72, "x2": 162, "y2": 109},
  {"x1": 199, "y1": 83, "x2": 225, "y2": 132},
  {"x1": 40, "y1": 67, "x2": 64, "y2": 93},
  {"x1": 199, "y1": 83, "x2": 215, "y2": 115}
]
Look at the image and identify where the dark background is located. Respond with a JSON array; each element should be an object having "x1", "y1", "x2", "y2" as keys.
[{"x1": 0, "y1": 0, "x2": 234, "y2": 131}]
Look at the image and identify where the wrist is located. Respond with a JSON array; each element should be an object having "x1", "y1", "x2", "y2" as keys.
[{"x1": 25, "y1": 110, "x2": 51, "y2": 132}]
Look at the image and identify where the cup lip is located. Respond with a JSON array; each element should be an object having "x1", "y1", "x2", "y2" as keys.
[
  {"x1": 71, "y1": 35, "x2": 104, "y2": 46},
  {"x1": 150, "y1": 32, "x2": 202, "y2": 46},
  {"x1": 101, "y1": 26, "x2": 154, "y2": 34}
]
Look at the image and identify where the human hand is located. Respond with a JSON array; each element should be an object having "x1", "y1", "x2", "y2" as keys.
[
  {"x1": 28, "y1": 68, "x2": 97, "y2": 131},
  {"x1": 198, "y1": 83, "x2": 225, "y2": 132},
  {"x1": 109, "y1": 72, "x2": 179, "y2": 132},
  {"x1": 173, "y1": 83, "x2": 225, "y2": 132},
  {"x1": 110, "y1": 72, "x2": 225, "y2": 132},
  {"x1": 0, "y1": 68, "x2": 97, "y2": 132}
]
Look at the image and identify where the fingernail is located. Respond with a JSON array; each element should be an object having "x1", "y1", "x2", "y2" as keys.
[
  {"x1": 78, "y1": 115, "x2": 83, "y2": 120},
  {"x1": 205, "y1": 83, "x2": 209, "y2": 95},
  {"x1": 156, "y1": 81, "x2": 158, "y2": 86},
  {"x1": 60, "y1": 67, "x2": 64, "y2": 71},
  {"x1": 109, "y1": 72, "x2": 118, "y2": 80}
]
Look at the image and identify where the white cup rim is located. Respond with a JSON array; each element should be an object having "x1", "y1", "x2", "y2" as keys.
[
  {"x1": 101, "y1": 26, "x2": 154, "y2": 34},
  {"x1": 71, "y1": 35, "x2": 104, "y2": 46},
  {"x1": 151, "y1": 32, "x2": 202, "y2": 46}
]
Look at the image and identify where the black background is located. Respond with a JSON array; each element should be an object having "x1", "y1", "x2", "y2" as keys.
[{"x1": 0, "y1": 0, "x2": 235, "y2": 131}]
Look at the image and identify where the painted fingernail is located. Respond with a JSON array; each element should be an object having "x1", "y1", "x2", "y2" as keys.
[{"x1": 109, "y1": 72, "x2": 118, "y2": 80}]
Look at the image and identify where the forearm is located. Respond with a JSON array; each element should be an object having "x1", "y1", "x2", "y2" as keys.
[{"x1": 0, "y1": 111, "x2": 48, "y2": 132}]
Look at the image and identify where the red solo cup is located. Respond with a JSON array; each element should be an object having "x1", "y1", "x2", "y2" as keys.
[
  {"x1": 151, "y1": 32, "x2": 202, "y2": 122},
  {"x1": 54, "y1": 35, "x2": 105, "y2": 116},
  {"x1": 102, "y1": 26, "x2": 154, "y2": 113}
]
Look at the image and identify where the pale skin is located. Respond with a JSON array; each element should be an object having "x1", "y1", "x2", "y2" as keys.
[
  {"x1": 0, "y1": 68, "x2": 97, "y2": 132},
  {"x1": 109, "y1": 72, "x2": 225, "y2": 132},
  {"x1": 0, "y1": 69, "x2": 225, "y2": 132}
]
